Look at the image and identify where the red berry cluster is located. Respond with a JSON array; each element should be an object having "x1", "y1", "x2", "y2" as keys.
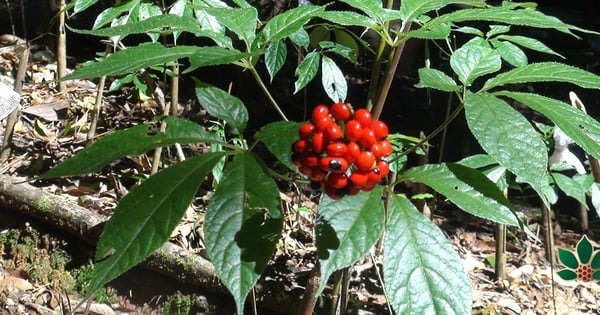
[
  {"x1": 576, "y1": 264, "x2": 593, "y2": 281},
  {"x1": 292, "y1": 103, "x2": 392, "y2": 199}
]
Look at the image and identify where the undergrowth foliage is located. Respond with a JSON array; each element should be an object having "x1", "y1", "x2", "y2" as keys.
[{"x1": 42, "y1": 0, "x2": 600, "y2": 313}]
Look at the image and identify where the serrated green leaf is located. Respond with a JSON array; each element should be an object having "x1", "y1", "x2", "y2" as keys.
[
  {"x1": 495, "y1": 35, "x2": 564, "y2": 58},
  {"x1": 289, "y1": 28, "x2": 310, "y2": 48},
  {"x1": 258, "y1": 5, "x2": 323, "y2": 43},
  {"x1": 415, "y1": 67, "x2": 460, "y2": 92},
  {"x1": 185, "y1": 46, "x2": 254, "y2": 73},
  {"x1": 454, "y1": 26, "x2": 484, "y2": 36},
  {"x1": 316, "y1": 187, "x2": 385, "y2": 295},
  {"x1": 88, "y1": 152, "x2": 224, "y2": 301},
  {"x1": 317, "y1": 10, "x2": 377, "y2": 28},
  {"x1": 62, "y1": 43, "x2": 198, "y2": 80},
  {"x1": 450, "y1": 41, "x2": 501, "y2": 85},
  {"x1": 496, "y1": 91, "x2": 600, "y2": 162},
  {"x1": 491, "y1": 39, "x2": 527, "y2": 67},
  {"x1": 73, "y1": 14, "x2": 204, "y2": 38},
  {"x1": 487, "y1": 24, "x2": 511, "y2": 37},
  {"x1": 255, "y1": 121, "x2": 302, "y2": 171},
  {"x1": 558, "y1": 248, "x2": 579, "y2": 269},
  {"x1": 400, "y1": 163, "x2": 519, "y2": 225},
  {"x1": 294, "y1": 51, "x2": 320, "y2": 94},
  {"x1": 93, "y1": 0, "x2": 140, "y2": 29},
  {"x1": 464, "y1": 92, "x2": 549, "y2": 196},
  {"x1": 457, "y1": 154, "x2": 497, "y2": 169},
  {"x1": 590, "y1": 183, "x2": 600, "y2": 219},
  {"x1": 423, "y1": 7, "x2": 589, "y2": 37},
  {"x1": 577, "y1": 235, "x2": 593, "y2": 264},
  {"x1": 405, "y1": 23, "x2": 452, "y2": 39},
  {"x1": 482, "y1": 62, "x2": 600, "y2": 91},
  {"x1": 399, "y1": 0, "x2": 485, "y2": 21},
  {"x1": 552, "y1": 173, "x2": 587, "y2": 206},
  {"x1": 204, "y1": 153, "x2": 282, "y2": 314},
  {"x1": 385, "y1": 194, "x2": 471, "y2": 315},
  {"x1": 41, "y1": 117, "x2": 222, "y2": 178},
  {"x1": 338, "y1": 0, "x2": 384, "y2": 22},
  {"x1": 195, "y1": 86, "x2": 248, "y2": 135},
  {"x1": 332, "y1": 30, "x2": 358, "y2": 62},
  {"x1": 321, "y1": 56, "x2": 347, "y2": 102},
  {"x1": 74, "y1": 0, "x2": 98, "y2": 13},
  {"x1": 204, "y1": 7, "x2": 257, "y2": 44},
  {"x1": 265, "y1": 40, "x2": 287, "y2": 82}
]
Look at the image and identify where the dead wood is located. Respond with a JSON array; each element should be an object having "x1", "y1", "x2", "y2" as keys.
[{"x1": 0, "y1": 174, "x2": 225, "y2": 293}]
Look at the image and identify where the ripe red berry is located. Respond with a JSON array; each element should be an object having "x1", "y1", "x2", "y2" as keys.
[
  {"x1": 303, "y1": 153, "x2": 320, "y2": 167},
  {"x1": 298, "y1": 123, "x2": 315, "y2": 139},
  {"x1": 293, "y1": 140, "x2": 308, "y2": 154},
  {"x1": 327, "y1": 173, "x2": 348, "y2": 189},
  {"x1": 350, "y1": 170, "x2": 369, "y2": 187},
  {"x1": 379, "y1": 139, "x2": 393, "y2": 157},
  {"x1": 311, "y1": 132, "x2": 325, "y2": 153},
  {"x1": 367, "y1": 169, "x2": 382, "y2": 186},
  {"x1": 344, "y1": 142, "x2": 361, "y2": 164},
  {"x1": 345, "y1": 120, "x2": 362, "y2": 142},
  {"x1": 320, "y1": 157, "x2": 349, "y2": 173},
  {"x1": 326, "y1": 142, "x2": 348, "y2": 157},
  {"x1": 354, "y1": 109, "x2": 372, "y2": 128},
  {"x1": 299, "y1": 165, "x2": 312, "y2": 177},
  {"x1": 370, "y1": 120, "x2": 389, "y2": 140},
  {"x1": 356, "y1": 151, "x2": 375, "y2": 171},
  {"x1": 325, "y1": 123, "x2": 343, "y2": 141},
  {"x1": 310, "y1": 167, "x2": 327, "y2": 182},
  {"x1": 313, "y1": 115, "x2": 333, "y2": 131},
  {"x1": 359, "y1": 128, "x2": 377, "y2": 149},
  {"x1": 376, "y1": 160, "x2": 390, "y2": 177},
  {"x1": 312, "y1": 105, "x2": 330, "y2": 120},
  {"x1": 330, "y1": 102, "x2": 351, "y2": 121}
]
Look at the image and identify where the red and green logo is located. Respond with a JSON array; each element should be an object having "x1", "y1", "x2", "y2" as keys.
[{"x1": 557, "y1": 235, "x2": 600, "y2": 281}]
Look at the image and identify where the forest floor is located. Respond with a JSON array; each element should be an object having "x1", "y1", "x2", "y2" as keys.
[{"x1": 0, "y1": 45, "x2": 599, "y2": 315}]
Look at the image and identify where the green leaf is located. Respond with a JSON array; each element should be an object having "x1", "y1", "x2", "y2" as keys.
[
  {"x1": 255, "y1": 121, "x2": 302, "y2": 171},
  {"x1": 289, "y1": 28, "x2": 310, "y2": 48},
  {"x1": 577, "y1": 235, "x2": 593, "y2": 265},
  {"x1": 185, "y1": 46, "x2": 255, "y2": 73},
  {"x1": 486, "y1": 24, "x2": 511, "y2": 37},
  {"x1": 93, "y1": 0, "x2": 140, "y2": 29},
  {"x1": 496, "y1": 91, "x2": 600, "y2": 161},
  {"x1": 399, "y1": 0, "x2": 485, "y2": 21},
  {"x1": 88, "y1": 153, "x2": 224, "y2": 302},
  {"x1": 338, "y1": 0, "x2": 384, "y2": 22},
  {"x1": 73, "y1": 14, "x2": 203, "y2": 38},
  {"x1": 258, "y1": 5, "x2": 323, "y2": 43},
  {"x1": 591, "y1": 250, "x2": 600, "y2": 269},
  {"x1": 294, "y1": 51, "x2": 320, "y2": 94},
  {"x1": 321, "y1": 56, "x2": 347, "y2": 102},
  {"x1": 195, "y1": 86, "x2": 248, "y2": 135},
  {"x1": 495, "y1": 35, "x2": 564, "y2": 59},
  {"x1": 204, "y1": 7, "x2": 257, "y2": 44},
  {"x1": 204, "y1": 153, "x2": 282, "y2": 314},
  {"x1": 552, "y1": 173, "x2": 587, "y2": 206},
  {"x1": 464, "y1": 92, "x2": 549, "y2": 197},
  {"x1": 482, "y1": 62, "x2": 600, "y2": 92},
  {"x1": 400, "y1": 163, "x2": 519, "y2": 226},
  {"x1": 424, "y1": 7, "x2": 589, "y2": 37},
  {"x1": 62, "y1": 43, "x2": 198, "y2": 80},
  {"x1": 265, "y1": 40, "x2": 287, "y2": 82},
  {"x1": 405, "y1": 23, "x2": 452, "y2": 39},
  {"x1": 590, "y1": 183, "x2": 600, "y2": 219},
  {"x1": 317, "y1": 10, "x2": 377, "y2": 28},
  {"x1": 557, "y1": 269, "x2": 577, "y2": 281},
  {"x1": 41, "y1": 117, "x2": 222, "y2": 178},
  {"x1": 385, "y1": 194, "x2": 471, "y2": 315},
  {"x1": 316, "y1": 187, "x2": 385, "y2": 295},
  {"x1": 415, "y1": 67, "x2": 460, "y2": 92},
  {"x1": 491, "y1": 39, "x2": 527, "y2": 67},
  {"x1": 558, "y1": 248, "x2": 579, "y2": 269},
  {"x1": 450, "y1": 41, "x2": 501, "y2": 85},
  {"x1": 74, "y1": 0, "x2": 98, "y2": 13}
]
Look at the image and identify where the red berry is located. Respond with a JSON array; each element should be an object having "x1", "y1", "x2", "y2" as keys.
[
  {"x1": 326, "y1": 142, "x2": 348, "y2": 157},
  {"x1": 299, "y1": 123, "x2": 315, "y2": 139},
  {"x1": 311, "y1": 132, "x2": 325, "y2": 153},
  {"x1": 347, "y1": 184, "x2": 361, "y2": 195},
  {"x1": 320, "y1": 157, "x2": 349, "y2": 173},
  {"x1": 310, "y1": 167, "x2": 327, "y2": 182},
  {"x1": 367, "y1": 169, "x2": 382, "y2": 186},
  {"x1": 324, "y1": 185, "x2": 344, "y2": 200},
  {"x1": 354, "y1": 109, "x2": 372, "y2": 128},
  {"x1": 371, "y1": 142, "x2": 385, "y2": 158},
  {"x1": 345, "y1": 120, "x2": 363, "y2": 142},
  {"x1": 299, "y1": 165, "x2": 312, "y2": 176},
  {"x1": 312, "y1": 105, "x2": 330, "y2": 120},
  {"x1": 293, "y1": 140, "x2": 308, "y2": 154},
  {"x1": 376, "y1": 160, "x2": 390, "y2": 177},
  {"x1": 359, "y1": 128, "x2": 377, "y2": 149},
  {"x1": 361, "y1": 182, "x2": 377, "y2": 192},
  {"x1": 327, "y1": 173, "x2": 348, "y2": 189},
  {"x1": 350, "y1": 170, "x2": 369, "y2": 187},
  {"x1": 325, "y1": 123, "x2": 343, "y2": 141},
  {"x1": 356, "y1": 151, "x2": 375, "y2": 171},
  {"x1": 331, "y1": 102, "x2": 351, "y2": 121},
  {"x1": 380, "y1": 139, "x2": 393, "y2": 157},
  {"x1": 370, "y1": 120, "x2": 388, "y2": 140},
  {"x1": 313, "y1": 115, "x2": 333, "y2": 131},
  {"x1": 303, "y1": 153, "x2": 320, "y2": 167},
  {"x1": 345, "y1": 142, "x2": 361, "y2": 164}
]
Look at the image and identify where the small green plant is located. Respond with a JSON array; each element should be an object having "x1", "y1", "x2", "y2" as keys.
[{"x1": 42, "y1": 0, "x2": 600, "y2": 313}]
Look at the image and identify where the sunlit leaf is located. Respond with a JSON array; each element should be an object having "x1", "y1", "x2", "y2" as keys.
[
  {"x1": 450, "y1": 41, "x2": 501, "y2": 85},
  {"x1": 195, "y1": 85, "x2": 248, "y2": 135},
  {"x1": 415, "y1": 67, "x2": 460, "y2": 92},
  {"x1": 294, "y1": 51, "x2": 320, "y2": 94},
  {"x1": 321, "y1": 56, "x2": 347, "y2": 102},
  {"x1": 265, "y1": 40, "x2": 287, "y2": 82}
]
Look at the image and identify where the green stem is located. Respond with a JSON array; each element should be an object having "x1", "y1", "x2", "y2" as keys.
[{"x1": 248, "y1": 63, "x2": 289, "y2": 121}]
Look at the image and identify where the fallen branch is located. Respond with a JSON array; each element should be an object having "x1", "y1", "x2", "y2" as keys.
[{"x1": 0, "y1": 174, "x2": 224, "y2": 293}]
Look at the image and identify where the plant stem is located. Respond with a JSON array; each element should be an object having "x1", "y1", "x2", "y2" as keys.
[
  {"x1": 248, "y1": 64, "x2": 288, "y2": 121},
  {"x1": 297, "y1": 266, "x2": 320, "y2": 315}
]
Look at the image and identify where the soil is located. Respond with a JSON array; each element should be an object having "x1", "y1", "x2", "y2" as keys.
[{"x1": 1, "y1": 4, "x2": 600, "y2": 314}]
